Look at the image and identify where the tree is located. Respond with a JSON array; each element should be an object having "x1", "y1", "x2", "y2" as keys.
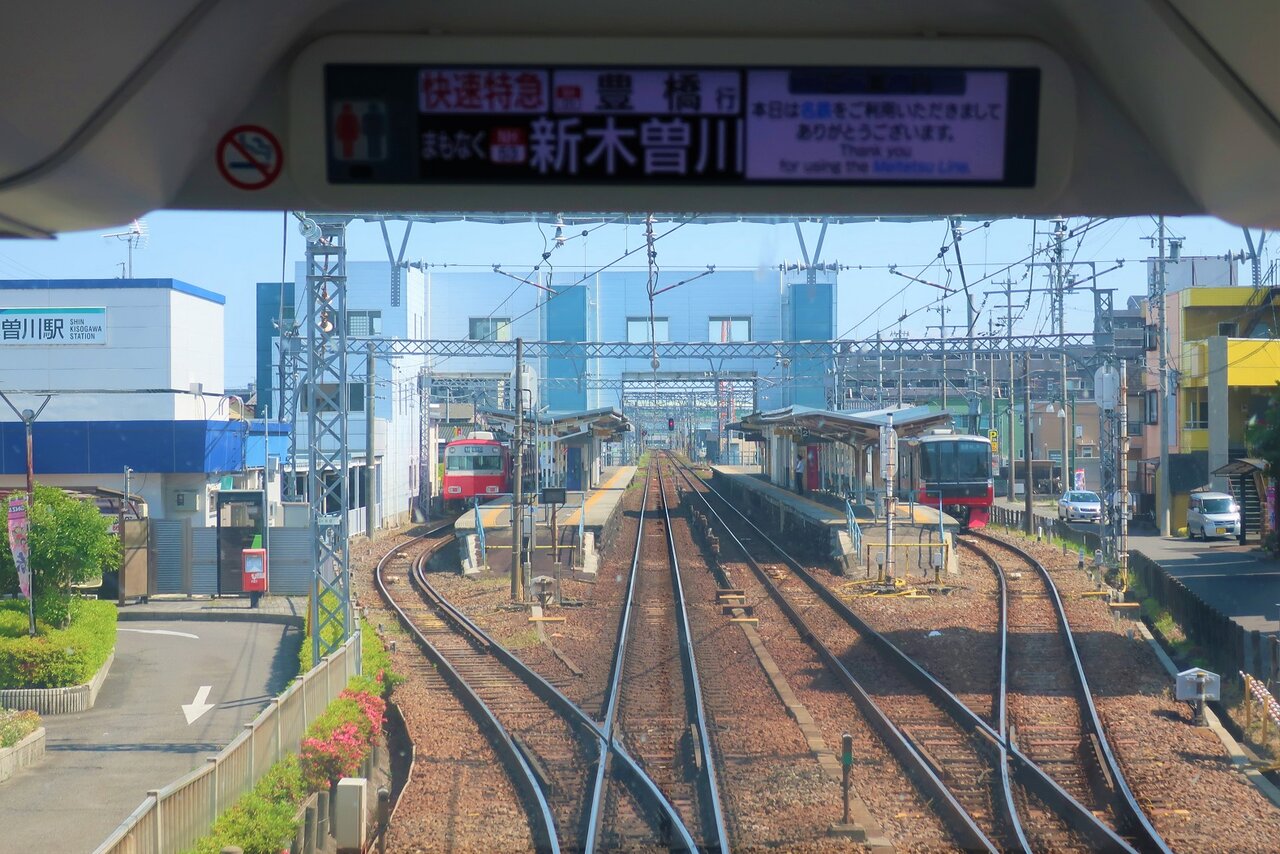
[
  {"x1": 1245, "y1": 383, "x2": 1280, "y2": 477},
  {"x1": 0, "y1": 484, "x2": 121, "y2": 628}
]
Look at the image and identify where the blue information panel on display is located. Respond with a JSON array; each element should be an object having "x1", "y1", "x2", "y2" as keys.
[{"x1": 324, "y1": 65, "x2": 1039, "y2": 187}]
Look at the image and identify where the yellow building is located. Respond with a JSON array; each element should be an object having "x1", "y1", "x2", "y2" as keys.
[{"x1": 1146, "y1": 282, "x2": 1280, "y2": 524}]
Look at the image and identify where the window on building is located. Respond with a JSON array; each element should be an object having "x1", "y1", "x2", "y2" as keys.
[
  {"x1": 1144, "y1": 389, "x2": 1159, "y2": 425},
  {"x1": 708, "y1": 316, "x2": 751, "y2": 342},
  {"x1": 346, "y1": 310, "x2": 382, "y2": 336},
  {"x1": 627, "y1": 317, "x2": 669, "y2": 343},
  {"x1": 300, "y1": 382, "x2": 365, "y2": 412},
  {"x1": 1185, "y1": 388, "x2": 1208, "y2": 429},
  {"x1": 469, "y1": 317, "x2": 512, "y2": 341},
  {"x1": 1080, "y1": 445, "x2": 1095, "y2": 458},
  {"x1": 1218, "y1": 321, "x2": 1238, "y2": 337}
]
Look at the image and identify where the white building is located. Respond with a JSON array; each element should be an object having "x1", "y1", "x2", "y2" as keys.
[{"x1": 0, "y1": 278, "x2": 241, "y2": 524}]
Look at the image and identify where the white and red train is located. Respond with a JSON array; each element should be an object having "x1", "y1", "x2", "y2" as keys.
[
  {"x1": 441, "y1": 431, "x2": 512, "y2": 510},
  {"x1": 912, "y1": 432, "x2": 995, "y2": 528}
]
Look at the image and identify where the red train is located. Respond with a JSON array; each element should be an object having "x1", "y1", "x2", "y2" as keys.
[
  {"x1": 913, "y1": 431, "x2": 995, "y2": 528},
  {"x1": 442, "y1": 431, "x2": 512, "y2": 510}
]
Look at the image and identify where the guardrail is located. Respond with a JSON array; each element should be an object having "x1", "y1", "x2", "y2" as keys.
[{"x1": 94, "y1": 632, "x2": 362, "y2": 854}]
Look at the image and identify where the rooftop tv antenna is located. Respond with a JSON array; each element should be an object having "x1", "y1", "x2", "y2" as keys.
[{"x1": 101, "y1": 219, "x2": 148, "y2": 278}]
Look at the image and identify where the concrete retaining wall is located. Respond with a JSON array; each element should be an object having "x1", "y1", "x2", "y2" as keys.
[
  {"x1": 0, "y1": 652, "x2": 114, "y2": 715},
  {"x1": 0, "y1": 726, "x2": 46, "y2": 783}
]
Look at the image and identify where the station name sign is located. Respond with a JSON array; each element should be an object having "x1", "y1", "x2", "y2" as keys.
[
  {"x1": 0, "y1": 307, "x2": 106, "y2": 346},
  {"x1": 325, "y1": 64, "x2": 1038, "y2": 187}
]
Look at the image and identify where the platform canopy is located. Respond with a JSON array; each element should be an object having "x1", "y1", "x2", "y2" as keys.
[
  {"x1": 732, "y1": 404, "x2": 952, "y2": 446},
  {"x1": 480, "y1": 406, "x2": 631, "y2": 443}
]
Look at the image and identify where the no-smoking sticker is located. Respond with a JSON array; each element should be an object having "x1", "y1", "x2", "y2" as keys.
[{"x1": 216, "y1": 125, "x2": 283, "y2": 190}]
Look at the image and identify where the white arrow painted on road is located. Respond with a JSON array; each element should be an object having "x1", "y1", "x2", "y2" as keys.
[
  {"x1": 182, "y1": 686, "x2": 216, "y2": 724},
  {"x1": 119, "y1": 628, "x2": 200, "y2": 639}
]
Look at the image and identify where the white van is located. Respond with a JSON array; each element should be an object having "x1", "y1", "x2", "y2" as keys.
[{"x1": 1187, "y1": 493, "x2": 1240, "y2": 540}]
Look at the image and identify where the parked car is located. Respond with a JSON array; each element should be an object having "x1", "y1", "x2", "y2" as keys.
[
  {"x1": 1187, "y1": 492, "x2": 1240, "y2": 540},
  {"x1": 1058, "y1": 490, "x2": 1102, "y2": 522}
]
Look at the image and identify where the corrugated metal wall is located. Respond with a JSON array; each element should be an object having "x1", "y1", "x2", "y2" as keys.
[
  {"x1": 267, "y1": 529, "x2": 313, "y2": 595},
  {"x1": 148, "y1": 521, "x2": 314, "y2": 597},
  {"x1": 191, "y1": 528, "x2": 218, "y2": 595},
  {"x1": 151, "y1": 519, "x2": 188, "y2": 594}
]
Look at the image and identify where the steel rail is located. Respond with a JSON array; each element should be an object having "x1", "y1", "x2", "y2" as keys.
[
  {"x1": 962, "y1": 530, "x2": 1173, "y2": 854},
  {"x1": 582, "y1": 465, "x2": 651, "y2": 851},
  {"x1": 656, "y1": 458, "x2": 731, "y2": 853},
  {"x1": 675, "y1": 460, "x2": 1138, "y2": 852},
  {"x1": 371, "y1": 522, "x2": 560, "y2": 854},
  {"x1": 403, "y1": 517, "x2": 698, "y2": 853},
  {"x1": 667, "y1": 459, "x2": 998, "y2": 853}
]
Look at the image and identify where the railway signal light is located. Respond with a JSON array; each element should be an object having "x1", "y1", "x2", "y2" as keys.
[{"x1": 668, "y1": 417, "x2": 675, "y2": 431}]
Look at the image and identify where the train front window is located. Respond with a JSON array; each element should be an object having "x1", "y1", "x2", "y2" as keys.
[
  {"x1": 921, "y1": 442, "x2": 990, "y2": 483},
  {"x1": 446, "y1": 453, "x2": 503, "y2": 472}
]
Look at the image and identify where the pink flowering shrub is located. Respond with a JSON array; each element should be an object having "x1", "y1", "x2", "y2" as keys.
[{"x1": 298, "y1": 688, "x2": 385, "y2": 791}]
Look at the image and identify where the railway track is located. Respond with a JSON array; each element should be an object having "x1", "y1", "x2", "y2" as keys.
[
  {"x1": 667, "y1": 455, "x2": 1151, "y2": 853},
  {"x1": 373, "y1": 518, "x2": 699, "y2": 852},
  {"x1": 959, "y1": 530, "x2": 1172, "y2": 854},
  {"x1": 592, "y1": 460, "x2": 729, "y2": 851}
]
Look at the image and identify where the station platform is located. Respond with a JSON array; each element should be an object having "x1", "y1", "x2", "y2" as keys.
[
  {"x1": 455, "y1": 465, "x2": 636, "y2": 574},
  {"x1": 709, "y1": 466, "x2": 957, "y2": 527},
  {"x1": 709, "y1": 466, "x2": 958, "y2": 575}
]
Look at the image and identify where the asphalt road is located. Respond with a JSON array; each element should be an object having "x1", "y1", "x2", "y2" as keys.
[
  {"x1": 0, "y1": 619, "x2": 301, "y2": 853},
  {"x1": 996, "y1": 498, "x2": 1280, "y2": 635},
  {"x1": 1127, "y1": 531, "x2": 1280, "y2": 634}
]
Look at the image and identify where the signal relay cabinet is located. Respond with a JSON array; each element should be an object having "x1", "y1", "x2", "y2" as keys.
[{"x1": 242, "y1": 548, "x2": 268, "y2": 607}]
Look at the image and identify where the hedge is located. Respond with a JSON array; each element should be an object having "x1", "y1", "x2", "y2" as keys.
[
  {"x1": 299, "y1": 592, "x2": 400, "y2": 696},
  {"x1": 187, "y1": 756, "x2": 308, "y2": 854},
  {"x1": 0, "y1": 599, "x2": 117, "y2": 688},
  {"x1": 0, "y1": 709, "x2": 40, "y2": 748}
]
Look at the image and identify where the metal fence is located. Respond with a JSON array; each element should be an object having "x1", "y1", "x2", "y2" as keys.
[{"x1": 93, "y1": 632, "x2": 362, "y2": 854}]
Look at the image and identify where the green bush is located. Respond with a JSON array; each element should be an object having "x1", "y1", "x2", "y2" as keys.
[
  {"x1": 0, "y1": 599, "x2": 117, "y2": 688},
  {"x1": 1, "y1": 484, "x2": 121, "y2": 626},
  {"x1": 299, "y1": 592, "x2": 400, "y2": 696},
  {"x1": 0, "y1": 709, "x2": 40, "y2": 748},
  {"x1": 188, "y1": 755, "x2": 307, "y2": 854}
]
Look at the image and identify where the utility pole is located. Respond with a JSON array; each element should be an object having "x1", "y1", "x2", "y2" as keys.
[
  {"x1": 1023, "y1": 353, "x2": 1034, "y2": 533},
  {"x1": 1119, "y1": 368, "x2": 1130, "y2": 587},
  {"x1": 929, "y1": 301, "x2": 949, "y2": 409},
  {"x1": 1156, "y1": 216, "x2": 1172, "y2": 537},
  {"x1": 366, "y1": 348, "x2": 377, "y2": 538},
  {"x1": 883, "y1": 413, "x2": 897, "y2": 580},
  {"x1": 987, "y1": 316, "x2": 996, "y2": 436},
  {"x1": 1053, "y1": 218, "x2": 1070, "y2": 491},
  {"x1": 986, "y1": 279, "x2": 1019, "y2": 501},
  {"x1": 949, "y1": 217, "x2": 980, "y2": 434},
  {"x1": 876, "y1": 332, "x2": 884, "y2": 409},
  {"x1": 512, "y1": 337, "x2": 525, "y2": 602}
]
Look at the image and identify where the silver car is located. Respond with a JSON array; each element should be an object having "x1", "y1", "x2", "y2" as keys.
[
  {"x1": 1058, "y1": 490, "x2": 1102, "y2": 522},
  {"x1": 1187, "y1": 492, "x2": 1240, "y2": 540}
]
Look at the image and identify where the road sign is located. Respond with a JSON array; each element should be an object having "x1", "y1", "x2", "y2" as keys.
[
  {"x1": 216, "y1": 125, "x2": 283, "y2": 190},
  {"x1": 988, "y1": 429, "x2": 999, "y2": 442}
]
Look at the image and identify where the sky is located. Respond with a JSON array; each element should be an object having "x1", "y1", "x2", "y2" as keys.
[{"x1": 0, "y1": 212, "x2": 1269, "y2": 386}]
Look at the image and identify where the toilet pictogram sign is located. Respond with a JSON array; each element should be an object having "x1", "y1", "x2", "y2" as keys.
[{"x1": 216, "y1": 125, "x2": 283, "y2": 190}]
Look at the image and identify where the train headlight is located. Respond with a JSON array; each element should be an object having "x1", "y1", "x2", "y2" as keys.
[
  {"x1": 486, "y1": 486, "x2": 498, "y2": 494},
  {"x1": 447, "y1": 486, "x2": 461, "y2": 494}
]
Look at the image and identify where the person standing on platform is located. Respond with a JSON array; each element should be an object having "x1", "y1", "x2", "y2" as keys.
[{"x1": 795, "y1": 452, "x2": 806, "y2": 495}]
